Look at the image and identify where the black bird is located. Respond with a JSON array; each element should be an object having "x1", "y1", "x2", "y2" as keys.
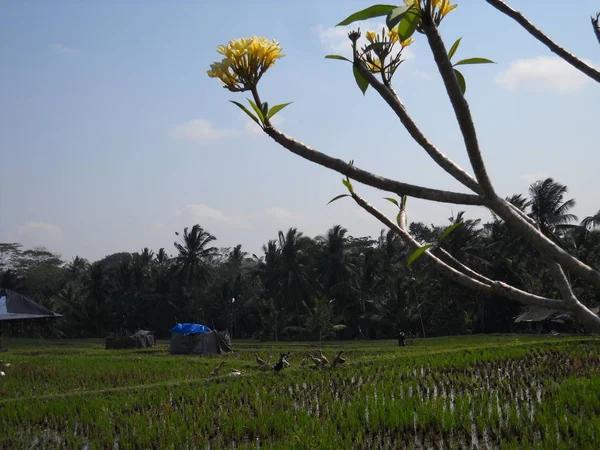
[{"x1": 273, "y1": 352, "x2": 290, "y2": 372}]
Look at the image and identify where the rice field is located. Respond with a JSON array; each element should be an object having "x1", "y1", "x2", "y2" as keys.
[{"x1": 1, "y1": 334, "x2": 599, "y2": 449}]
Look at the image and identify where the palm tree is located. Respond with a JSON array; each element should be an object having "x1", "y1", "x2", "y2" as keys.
[
  {"x1": 173, "y1": 225, "x2": 217, "y2": 286},
  {"x1": 54, "y1": 284, "x2": 90, "y2": 337},
  {"x1": 85, "y1": 262, "x2": 111, "y2": 335},
  {"x1": 582, "y1": 210, "x2": 600, "y2": 230},
  {"x1": 315, "y1": 225, "x2": 355, "y2": 310},
  {"x1": 277, "y1": 228, "x2": 313, "y2": 320},
  {"x1": 528, "y1": 178, "x2": 578, "y2": 239},
  {"x1": 65, "y1": 256, "x2": 89, "y2": 282}
]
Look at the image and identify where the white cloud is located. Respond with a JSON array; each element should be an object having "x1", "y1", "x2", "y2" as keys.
[
  {"x1": 494, "y1": 56, "x2": 594, "y2": 93},
  {"x1": 520, "y1": 172, "x2": 551, "y2": 185},
  {"x1": 175, "y1": 204, "x2": 303, "y2": 229},
  {"x1": 50, "y1": 43, "x2": 79, "y2": 55},
  {"x1": 170, "y1": 114, "x2": 285, "y2": 142},
  {"x1": 413, "y1": 70, "x2": 432, "y2": 80},
  {"x1": 17, "y1": 222, "x2": 63, "y2": 244},
  {"x1": 177, "y1": 204, "x2": 250, "y2": 227},
  {"x1": 146, "y1": 221, "x2": 166, "y2": 233},
  {"x1": 264, "y1": 207, "x2": 303, "y2": 223},
  {"x1": 244, "y1": 114, "x2": 285, "y2": 135},
  {"x1": 312, "y1": 23, "x2": 415, "y2": 61},
  {"x1": 169, "y1": 119, "x2": 240, "y2": 142}
]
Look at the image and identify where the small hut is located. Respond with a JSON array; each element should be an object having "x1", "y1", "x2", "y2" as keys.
[
  {"x1": 514, "y1": 306, "x2": 600, "y2": 334},
  {"x1": 105, "y1": 330, "x2": 155, "y2": 350},
  {"x1": 0, "y1": 289, "x2": 62, "y2": 351},
  {"x1": 169, "y1": 323, "x2": 232, "y2": 355}
]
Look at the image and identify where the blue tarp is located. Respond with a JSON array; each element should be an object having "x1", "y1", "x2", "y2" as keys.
[{"x1": 170, "y1": 323, "x2": 212, "y2": 335}]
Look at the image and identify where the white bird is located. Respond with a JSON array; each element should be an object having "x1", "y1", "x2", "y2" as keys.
[{"x1": 0, "y1": 371, "x2": 5, "y2": 377}]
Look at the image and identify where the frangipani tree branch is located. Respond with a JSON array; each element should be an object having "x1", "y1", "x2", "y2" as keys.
[
  {"x1": 353, "y1": 62, "x2": 482, "y2": 195},
  {"x1": 421, "y1": 17, "x2": 600, "y2": 292},
  {"x1": 485, "y1": 0, "x2": 600, "y2": 83},
  {"x1": 421, "y1": 20, "x2": 496, "y2": 196},
  {"x1": 545, "y1": 259, "x2": 600, "y2": 330},
  {"x1": 263, "y1": 127, "x2": 485, "y2": 206},
  {"x1": 351, "y1": 191, "x2": 565, "y2": 309},
  {"x1": 435, "y1": 247, "x2": 495, "y2": 285}
]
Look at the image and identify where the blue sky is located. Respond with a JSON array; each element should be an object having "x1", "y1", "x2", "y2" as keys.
[{"x1": 1, "y1": 0, "x2": 599, "y2": 262}]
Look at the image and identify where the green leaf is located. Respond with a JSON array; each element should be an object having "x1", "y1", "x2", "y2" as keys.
[
  {"x1": 447, "y1": 37, "x2": 461, "y2": 60},
  {"x1": 337, "y1": 4, "x2": 397, "y2": 26},
  {"x1": 396, "y1": 8, "x2": 420, "y2": 41},
  {"x1": 353, "y1": 65, "x2": 369, "y2": 95},
  {"x1": 267, "y1": 102, "x2": 293, "y2": 120},
  {"x1": 261, "y1": 102, "x2": 269, "y2": 119},
  {"x1": 453, "y1": 57, "x2": 496, "y2": 66},
  {"x1": 230, "y1": 101, "x2": 261, "y2": 127},
  {"x1": 247, "y1": 98, "x2": 265, "y2": 123},
  {"x1": 439, "y1": 222, "x2": 463, "y2": 242},
  {"x1": 327, "y1": 194, "x2": 350, "y2": 205},
  {"x1": 325, "y1": 54, "x2": 351, "y2": 62},
  {"x1": 342, "y1": 178, "x2": 354, "y2": 192},
  {"x1": 384, "y1": 197, "x2": 399, "y2": 207},
  {"x1": 386, "y1": 5, "x2": 411, "y2": 30},
  {"x1": 453, "y1": 69, "x2": 466, "y2": 94},
  {"x1": 407, "y1": 244, "x2": 433, "y2": 266},
  {"x1": 362, "y1": 42, "x2": 388, "y2": 54}
]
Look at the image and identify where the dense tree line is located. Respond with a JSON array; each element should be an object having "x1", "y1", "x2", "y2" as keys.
[{"x1": 1, "y1": 178, "x2": 599, "y2": 340}]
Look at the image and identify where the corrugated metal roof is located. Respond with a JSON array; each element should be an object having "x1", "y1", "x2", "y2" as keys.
[
  {"x1": 0, "y1": 312, "x2": 62, "y2": 321},
  {"x1": 514, "y1": 308, "x2": 558, "y2": 323},
  {"x1": 514, "y1": 306, "x2": 600, "y2": 323}
]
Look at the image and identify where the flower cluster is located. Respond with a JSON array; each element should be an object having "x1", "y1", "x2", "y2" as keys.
[
  {"x1": 360, "y1": 28, "x2": 414, "y2": 80},
  {"x1": 207, "y1": 37, "x2": 284, "y2": 91},
  {"x1": 404, "y1": 0, "x2": 457, "y2": 26}
]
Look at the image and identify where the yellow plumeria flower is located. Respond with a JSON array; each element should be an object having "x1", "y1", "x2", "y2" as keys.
[
  {"x1": 439, "y1": 0, "x2": 458, "y2": 17},
  {"x1": 366, "y1": 58, "x2": 382, "y2": 73},
  {"x1": 207, "y1": 36, "x2": 284, "y2": 91},
  {"x1": 388, "y1": 28, "x2": 399, "y2": 43},
  {"x1": 365, "y1": 31, "x2": 377, "y2": 43},
  {"x1": 403, "y1": 0, "x2": 457, "y2": 23},
  {"x1": 401, "y1": 37, "x2": 414, "y2": 47}
]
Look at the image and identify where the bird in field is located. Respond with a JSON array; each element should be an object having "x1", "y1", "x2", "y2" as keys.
[
  {"x1": 308, "y1": 353, "x2": 324, "y2": 368},
  {"x1": 259, "y1": 356, "x2": 273, "y2": 371},
  {"x1": 255, "y1": 352, "x2": 266, "y2": 366},
  {"x1": 210, "y1": 361, "x2": 225, "y2": 376},
  {"x1": 230, "y1": 368, "x2": 243, "y2": 376},
  {"x1": 318, "y1": 349, "x2": 330, "y2": 365},
  {"x1": 273, "y1": 353, "x2": 290, "y2": 372},
  {"x1": 332, "y1": 351, "x2": 346, "y2": 367}
]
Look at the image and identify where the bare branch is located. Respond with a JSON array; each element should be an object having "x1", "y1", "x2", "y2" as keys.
[
  {"x1": 421, "y1": 20, "x2": 496, "y2": 196},
  {"x1": 545, "y1": 259, "x2": 600, "y2": 332},
  {"x1": 418, "y1": 17, "x2": 600, "y2": 291},
  {"x1": 263, "y1": 127, "x2": 485, "y2": 206},
  {"x1": 486, "y1": 0, "x2": 600, "y2": 83},
  {"x1": 489, "y1": 197, "x2": 600, "y2": 291},
  {"x1": 351, "y1": 191, "x2": 565, "y2": 309},
  {"x1": 593, "y1": 13, "x2": 600, "y2": 46},
  {"x1": 435, "y1": 248, "x2": 495, "y2": 285},
  {"x1": 354, "y1": 62, "x2": 483, "y2": 194}
]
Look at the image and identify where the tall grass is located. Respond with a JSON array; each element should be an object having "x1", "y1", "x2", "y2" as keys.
[{"x1": 1, "y1": 335, "x2": 599, "y2": 448}]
